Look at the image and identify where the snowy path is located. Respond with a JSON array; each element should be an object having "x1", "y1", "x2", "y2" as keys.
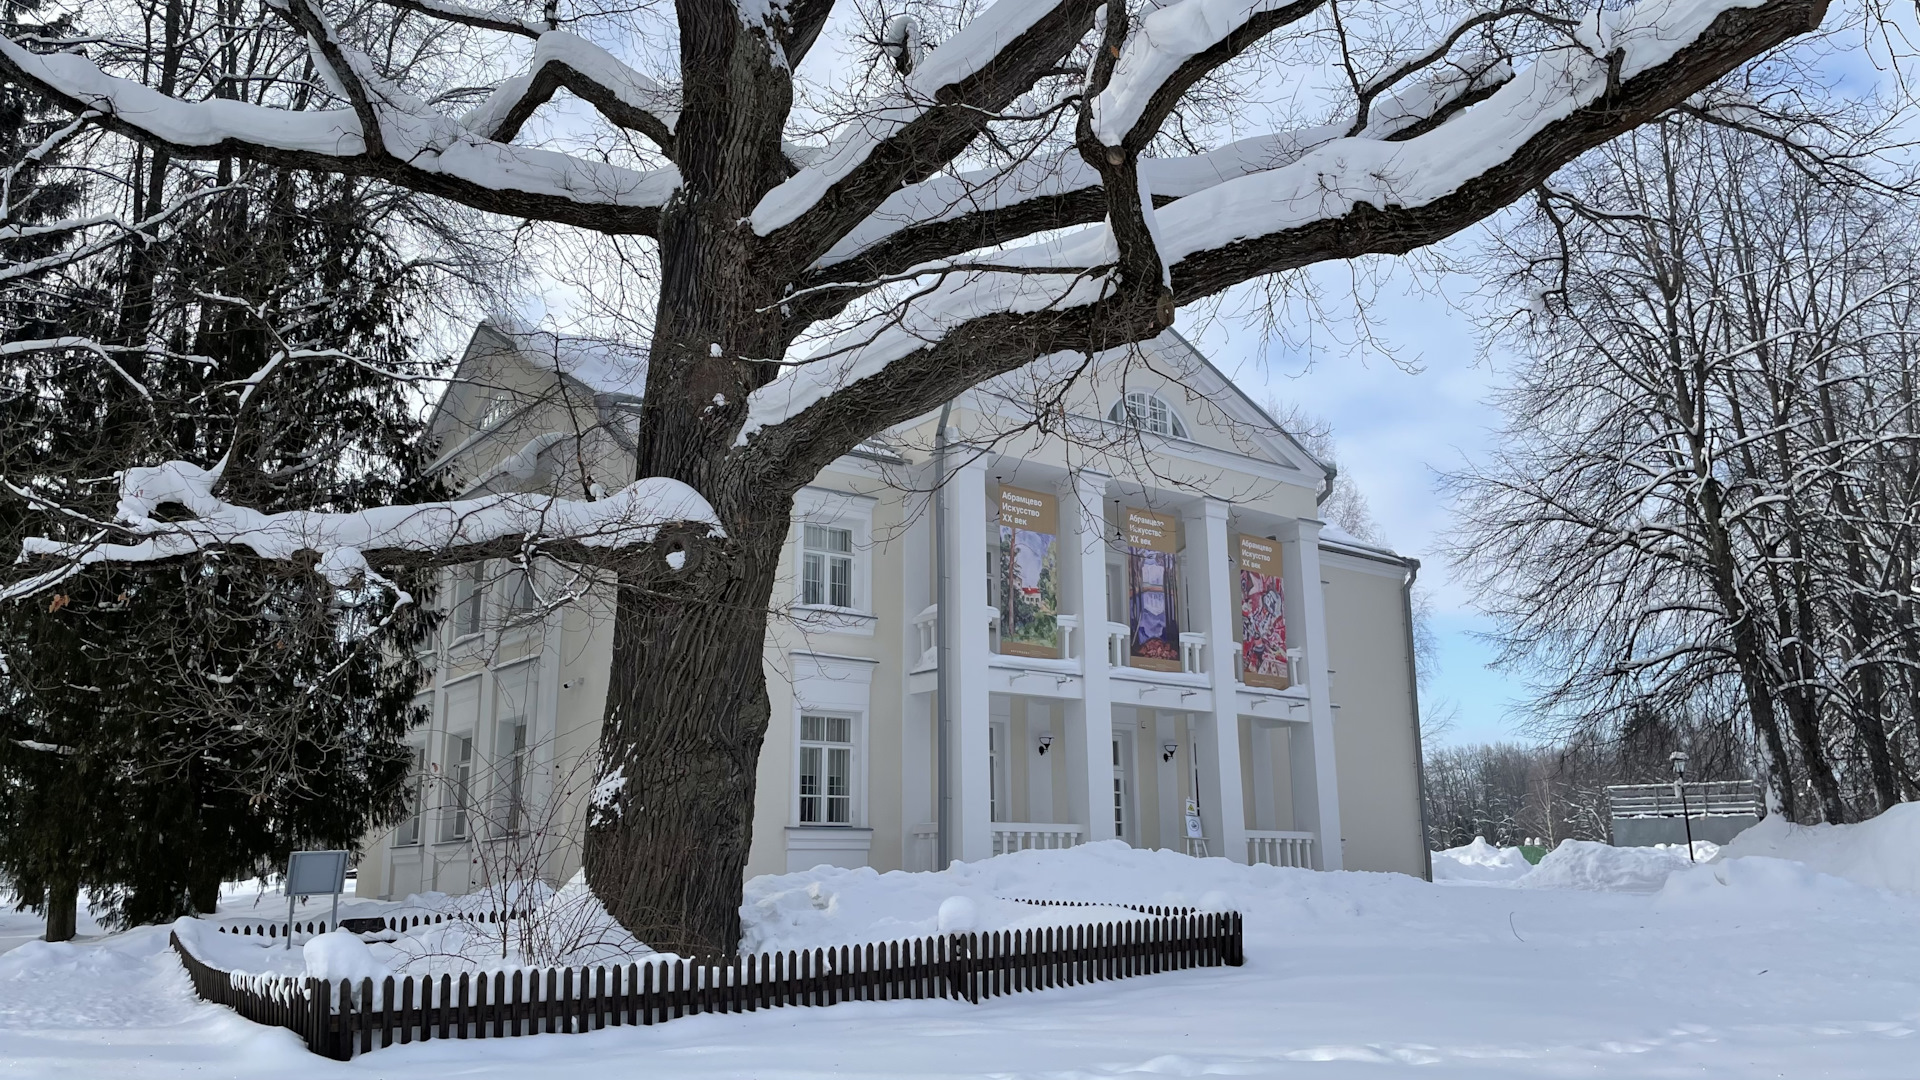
[{"x1": 2, "y1": 846, "x2": 1917, "y2": 1078}]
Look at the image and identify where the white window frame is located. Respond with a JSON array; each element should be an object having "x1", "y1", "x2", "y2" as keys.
[
  {"x1": 489, "y1": 659, "x2": 538, "y2": 839},
  {"x1": 787, "y1": 652, "x2": 875, "y2": 830},
  {"x1": 1108, "y1": 391, "x2": 1190, "y2": 439},
  {"x1": 792, "y1": 487, "x2": 878, "y2": 633},
  {"x1": 451, "y1": 563, "x2": 486, "y2": 640},
  {"x1": 440, "y1": 730, "x2": 475, "y2": 842},
  {"x1": 801, "y1": 523, "x2": 856, "y2": 609},
  {"x1": 796, "y1": 713, "x2": 857, "y2": 826}
]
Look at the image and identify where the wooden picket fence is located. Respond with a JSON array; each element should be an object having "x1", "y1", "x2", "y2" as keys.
[
  {"x1": 172, "y1": 909, "x2": 1244, "y2": 1060},
  {"x1": 212, "y1": 909, "x2": 529, "y2": 941}
]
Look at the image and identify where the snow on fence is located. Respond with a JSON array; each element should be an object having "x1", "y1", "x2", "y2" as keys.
[
  {"x1": 1607, "y1": 781, "x2": 1761, "y2": 818},
  {"x1": 210, "y1": 909, "x2": 530, "y2": 941},
  {"x1": 171, "y1": 909, "x2": 1245, "y2": 1060}
]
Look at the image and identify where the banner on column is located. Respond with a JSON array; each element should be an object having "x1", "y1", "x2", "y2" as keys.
[
  {"x1": 1123, "y1": 507, "x2": 1183, "y2": 672},
  {"x1": 997, "y1": 485, "x2": 1060, "y2": 657},
  {"x1": 1236, "y1": 533, "x2": 1290, "y2": 689}
]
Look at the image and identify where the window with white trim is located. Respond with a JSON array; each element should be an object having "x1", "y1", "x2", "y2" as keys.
[
  {"x1": 505, "y1": 565, "x2": 538, "y2": 615},
  {"x1": 452, "y1": 564, "x2": 485, "y2": 638},
  {"x1": 441, "y1": 733, "x2": 473, "y2": 841},
  {"x1": 490, "y1": 663, "x2": 537, "y2": 837},
  {"x1": 797, "y1": 714, "x2": 854, "y2": 825},
  {"x1": 801, "y1": 524, "x2": 855, "y2": 609},
  {"x1": 1108, "y1": 392, "x2": 1189, "y2": 438}
]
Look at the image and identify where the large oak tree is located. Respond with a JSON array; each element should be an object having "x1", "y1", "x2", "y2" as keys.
[{"x1": 1, "y1": 0, "x2": 1830, "y2": 953}]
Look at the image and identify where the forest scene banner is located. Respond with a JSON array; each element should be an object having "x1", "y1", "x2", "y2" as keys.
[
  {"x1": 1237, "y1": 533, "x2": 1289, "y2": 689},
  {"x1": 1124, "y1": 507, "x2": 1182, "y2": 672},
  {"x1": 998, "y1": 486, "x2": 1060, "y2": 658}
]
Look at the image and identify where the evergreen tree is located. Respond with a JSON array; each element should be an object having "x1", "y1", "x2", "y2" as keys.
[{"x1": 0, "y1": 118, "x2": 444, "y2": 934}]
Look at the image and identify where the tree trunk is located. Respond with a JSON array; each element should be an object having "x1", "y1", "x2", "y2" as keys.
[
  {"x1": 582, "y1": 507, "x2": 787, "y2": 957},
  {"x1": 43, "y1": 878, "x2": 78, "y2": 942},
  {"x1": 189, "y1": 864, "x2": 222, "y2": 915}
]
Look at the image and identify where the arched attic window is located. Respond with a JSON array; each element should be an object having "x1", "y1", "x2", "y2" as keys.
[{"x1": 1108, "y1": 391, "x2": 1189, "y2": 439}]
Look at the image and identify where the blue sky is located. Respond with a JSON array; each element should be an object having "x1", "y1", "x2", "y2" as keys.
[{"x1": 1179, "y1": 257, "x2": 1537, "y2": 748}]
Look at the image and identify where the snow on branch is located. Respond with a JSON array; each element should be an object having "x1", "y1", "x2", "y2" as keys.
[
  {"x1": 463, "y1": 31, "x2": 679, "y2": 152},
  {"x1": 8, "y1": 461, "x2": 722, "y2": 600},
  {"x1": 1088, "y1": 0, "x2": 1324, "y2": 149},
  {"x1": 743, "y1": 0, "x2": 1826, "y2": 454},
  {"x1": 0, "y1": 37, "x2": 678, "y2": 233},
  {"x1": 809, "y1": 60, "x2": 1512, "y2": 286},
  {"x1": 748, "y1": 0, "x2": 1097, "y2": 251}
]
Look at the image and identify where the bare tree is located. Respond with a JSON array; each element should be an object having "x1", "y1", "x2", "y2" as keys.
[
  {"x1": 1449, "y1": 113, "x2": 1920, "y2": 823},
  {"x1": 0, "y1": 0, "x2": 1836, "y2": 951}
]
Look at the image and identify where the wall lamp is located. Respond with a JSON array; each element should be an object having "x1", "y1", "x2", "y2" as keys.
[
  {"x1": 1162, "y1": 742, "x2": 1179, "y2": 763},
  {"x1": 1036, "y1": 734, "x2": 1053, "y2": 755}
]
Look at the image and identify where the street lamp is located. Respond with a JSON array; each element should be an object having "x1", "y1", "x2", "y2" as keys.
[{"x1": 1670, "y1": 751, "x2": 1695, "y2": 863}]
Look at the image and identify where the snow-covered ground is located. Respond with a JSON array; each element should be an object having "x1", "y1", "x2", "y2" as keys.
[{"x1": 3, "y1": 809, "x2": 1918, "y2": 1078}]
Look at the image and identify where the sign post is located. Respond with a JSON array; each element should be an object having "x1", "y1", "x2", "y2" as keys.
[{"x1": 284, "y1": 850, "x2": 350, "y2": 948}]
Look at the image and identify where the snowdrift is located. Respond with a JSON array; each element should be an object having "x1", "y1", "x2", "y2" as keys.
[
  {"x1": 1518, "y1": 840, "x2": 1715, "y2": 893},
  {"x1": 1430, "y1": 838, "x2": 1533, "y2": 883},
  {"x1": 1715, "y1": 801, "x2": 1920, "y2": 896}
]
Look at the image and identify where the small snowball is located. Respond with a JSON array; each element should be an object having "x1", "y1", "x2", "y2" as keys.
[
  {"x1": 709, "y1": 343, "x2": 723, "y2": 357},
  {"x1": 937, "y1": 895, "x2": 976, "y2": 933},
  {"x1": 665, "y1": 550, "x2": 687, "y2": 570},
  {"x1": 712, "y1": 393, "x2": 727, "y2": 407}
]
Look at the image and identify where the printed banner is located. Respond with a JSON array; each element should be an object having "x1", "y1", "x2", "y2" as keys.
[
  {"x1": 997, "y1": 486, "x2": 1061, "y2": 657},
  {"x1": 1236, "y1": 533, "x2": 1290, "y2": 689},
  {"x1": 1124, "y1": 507, "x2": 1183, "y2": 672}
]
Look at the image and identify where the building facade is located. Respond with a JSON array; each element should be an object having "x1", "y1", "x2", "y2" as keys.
[{"x1": 355, "y1": 322, "x2": 1430, "y2": 900}]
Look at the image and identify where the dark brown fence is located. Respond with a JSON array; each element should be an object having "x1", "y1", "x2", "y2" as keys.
[
  {"x1": 212, "y1": 909, "x2": 529, "y2": 940},
  {"x1": 173, "y1": 910, "x2": 1243, "y2": 1060}
]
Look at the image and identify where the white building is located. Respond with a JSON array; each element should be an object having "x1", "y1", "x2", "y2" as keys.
[{"x1": 356, "y1": 321, "x2": 1430, "y2": 900}]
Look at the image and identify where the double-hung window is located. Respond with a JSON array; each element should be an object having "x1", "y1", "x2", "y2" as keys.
[
  {"x1": 797, "y1": 714, "x2": 853, "y2": 825},
  {"x1": 452, "y1": 564, "x2": 486, "y2": 638},
  {"x1": 801, "y1": 525, "x2": 854, "y2": 608},
  {"x1": 441, "y1": 734, "x2": 474, "y2": 841}
]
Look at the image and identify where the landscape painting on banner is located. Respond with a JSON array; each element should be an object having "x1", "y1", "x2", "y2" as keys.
[
  {"x1": 1125, "y1": 507, "x2": 1182, "y2": 672},
  {"x1": 1237, "y1": 534, "x2": 1289, "y2": 690},
  {"x1": 998, "y1": 486, "x2": 1060, "y2": 658}
]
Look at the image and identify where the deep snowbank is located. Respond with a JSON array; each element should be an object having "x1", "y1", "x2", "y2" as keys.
[
  {"x1": 1715, "y1": 802, "x2": 1920, "y2": 896},
  {"x1": 1517, "y1": 839, "x2": 1716, "y2": 892},
  {"x1": 1430, "y1": 838, "x2": 1532, "y2": 883}
]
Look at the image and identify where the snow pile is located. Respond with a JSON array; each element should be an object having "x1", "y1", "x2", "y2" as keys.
[
  {"x1": 1516, "y1": 840, "x2": 1716, "y2": 893},
  {"x1": 1655, "y1": 854, "x2": 1880, "y2": 913},
  {"x1": 1431, "y1": 838, "x2": 1533, "y2": 883},
  {"x1": 302, "y1": 930, "x2": 391, "y2": 985},
  {"x1": 740, "y1": 841, "x2": 1316, "y2": 956},
  {"x1": 1714, "y1": 802, "x2": 1920, "y2": 896}
]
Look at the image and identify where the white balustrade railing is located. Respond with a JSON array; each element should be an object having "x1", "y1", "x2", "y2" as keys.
[
  {"x1": 908, "y1": 822, "x2": 941, "y2": 871},
  {"x1": 1246, "y1": 830, "x2": 1315, "y2": 869},
  {"x1": 991, "y1": 822, "x2": 1085, "y2": 856},
  {"x1": 1105, "y1": 622, "x2": 1130, "y2": 668},
  {"x1": 1179, "y1": 632, "x2": 1206, "y2": 675}
]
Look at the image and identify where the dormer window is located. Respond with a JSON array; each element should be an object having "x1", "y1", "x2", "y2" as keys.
[{"x1": 1109, "y1": 392, "x2": 1188, "y2": 438}]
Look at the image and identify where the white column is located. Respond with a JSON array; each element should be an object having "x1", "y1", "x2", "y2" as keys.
[
  {"x1": 1281, "y1": 517, "x2": 1343, "y2": 870},
  {"x1": 1184, "y1": 498, "x2": 1248, "y2": 862},
  {"x1": 1062, "y1": 469, "x2": 1115, "y2": 845},
  {"x1": 945, "y1": 457, "x2": 994, "y2": 862}
]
